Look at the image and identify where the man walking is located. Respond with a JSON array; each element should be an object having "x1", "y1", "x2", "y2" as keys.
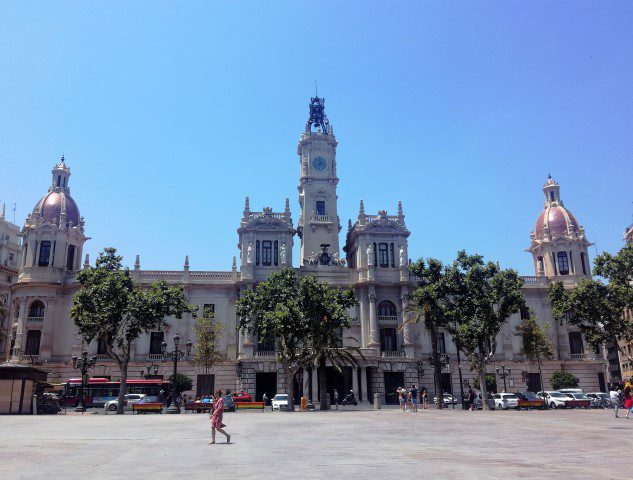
[{"x1": 410, "y1": 384, "x2": 419, "y2": 412}]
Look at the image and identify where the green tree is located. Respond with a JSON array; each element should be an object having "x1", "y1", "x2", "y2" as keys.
[
  {"x1": 297, "y1": 275, "x2": 359, "y2": 410},
  {"x1": 71, "y1": 248, "x2": 197, "y2": 414},
  {"x1": 191, "y1": 307, "x2": 224, "y2": 376},
  {"x1": 405, "y1": 258, "x2": 453, "y2": 408},
  {"x1": 515, "y1": 311, "x2": 554, "y2": 393},
  {"x1": 549, "y1": 243, "x2": 633, "y2": 365},
  {"x1": 550, "y1": 370, "x2": 579, "y2": 390},
  {"x1": 446, "y1": 251, "x2": 526, "y2": 410},
  {"x1": 236, "y1": 269, "x2": 308, "y2": 410},
  {"x1": 168, "y1": 373, "x2": 193, "y2": 395},
  {"x1": 472, "y1": 373, "x2": 497, "y2": 393}
]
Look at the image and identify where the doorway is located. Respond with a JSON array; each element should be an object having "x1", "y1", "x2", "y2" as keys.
[
  {"x1": 255, "y1": 372, "x2": 277, "y2": 402},
  {"x1": 526, "y1": 372, "x2": 542, "y2": 393},
  {"x1": 325, "y1": 366, "x2": 352, "y2": 404},
  {"x1": 383, "y1": 372, "x2": 405, "y2": 405},
  {"x1": 196, "y1": 374, "x2": 214, "y2": 398}
]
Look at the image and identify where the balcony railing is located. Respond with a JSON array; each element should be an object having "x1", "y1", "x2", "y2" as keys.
[
  {"x1": 381, "y1": 350, "x2": 405, "y2": 357},
  {"x1": 20, "y1": 354, "x2": 39, "y2": 363},
  {"x1": 570, "y1": 353, "x2": 588, "y2": 361},
  {"x1": 95, "y1": 354, "x2": 112, "y2": 362},
  {"x1": 26, "y1": 316, "x2": 44, "y2": 324},
  {"x1": 254, "y1": 350, "x2": 276, "y2": 358},
  {"x1": 311, "y1": 214, "x2": 332, "y2": 223},
  {"x1": 378, "y1": 315, "x2": 398, "y2": 325},
  {"x1": 148, "y1": 353, "x2": 164, "y2": 361},
  {"x1": 357, "y1": 348, "x2": 378, "y2": 357}
]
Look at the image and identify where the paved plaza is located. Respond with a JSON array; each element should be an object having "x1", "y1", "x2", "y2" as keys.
[{"x1": 1, "y1": 408, "x2": 630, "y2": 480}]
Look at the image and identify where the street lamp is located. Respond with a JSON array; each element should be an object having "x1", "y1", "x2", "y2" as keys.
[
  {"x1": 496, "y1": 365, "x2": 511, "y2": 393},
  {"x1": 161, "y1": 334, "x2": 192, "y2": 414},
  {"x1": 72, "y1": 350, "x2": 97, "y2": 412}
]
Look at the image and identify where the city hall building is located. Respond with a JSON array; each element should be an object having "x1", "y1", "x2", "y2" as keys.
[{"x1": 0, "y1": 97, "x2": 608, "y2": 403}]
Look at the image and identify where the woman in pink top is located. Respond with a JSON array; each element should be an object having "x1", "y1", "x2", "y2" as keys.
[{"x1": 210, "y1": 389, "x2": 231, "y2": 444}]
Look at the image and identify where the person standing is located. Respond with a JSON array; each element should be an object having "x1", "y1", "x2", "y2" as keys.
[
  {"x1": 262, "y1": 392, "x2": 268, "y2": 409},
  {"x1": 397, "y1": 387, "x2": 407, "y2": 412},
  {"x1": 611, "y1": 386, "x2": 623, "y2": 418},
  {"x1": 467, "y1": 387, "x2": 477, "y2": 411},
  {"x1": 334, "y1": 389, "x2": 339, "y2": 410},
  {"x1": 624, "y1": 379, "x2": 633, "y2": 419},
  {"x1": 410, "y1": 385, "x2": 419, "y2": 412},
  {"x1": 421, "y1": 387, "x2": 429, "y2": 410},
  {"x1": 210, "y1": 389, "x2": 231, "y2": 444}
]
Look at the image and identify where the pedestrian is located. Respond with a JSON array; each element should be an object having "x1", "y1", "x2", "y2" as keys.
[
  {"x1": 210, "y1": 389, "x2": 231, "y2": 444},
  {"x1": 334, "y1": 389, "x2": 339, "y2": 410},
  {"x1": 624, "y1": 379, "x2": 633, "y2": 419},
  {"x1": 262, "y1": 392, "x2": 268, "y2": 408},
  {"x1": 421, "y1": 387, "x2": 429, "y2": 410},
  {"x1": 410, "y1": 384, "x2": 419, "y2": 412},
  {"x1": 397, "y1": 387, "x2": 407, "y2": 412},
  {"x1": 611, "y1": 385, "x2": 623, "y2": 418},
  {"x1": 467, "y1": 387, "x2": 477, "y2": 411}
]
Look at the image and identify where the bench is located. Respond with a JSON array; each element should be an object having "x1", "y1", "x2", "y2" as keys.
[
  {"x1": 235, "y1": 401, "x2": 265, "y2": 411},
  {"x1": 184, "y1": 402, "x2": 212, "y2": 413},
  {"x1": 132, "y1": 403, "x2": 163, "y2": 414}
]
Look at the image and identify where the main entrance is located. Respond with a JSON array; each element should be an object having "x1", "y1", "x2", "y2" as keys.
[
  {"x1": 255, "y1": 372, "x2": 277, "y2": 402},
  {"x1": 384, "y1": 372, "x2": 405, "y2": 405},
  {"x1": 326, "y1": 366, "x2": 352, "y2": 405}
]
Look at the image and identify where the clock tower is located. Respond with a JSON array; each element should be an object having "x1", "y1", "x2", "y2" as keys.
[{"x1": 297, "y1": 96, "x2": 342, "y2": 266}]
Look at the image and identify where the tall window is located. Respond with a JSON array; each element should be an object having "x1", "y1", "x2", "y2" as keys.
[
  {"x1": 380, "y1": 327, "x2": 398, "y2": 352},
  {"x1": 57, "y1": 175, "x2": 61, "y2": 187},
  {"x1": 274, "y1": 240, "x2": 279, "y2": 266},
  {"x1": 203, "y1": 304, "x2": 215, "y2": 318},
  {"x1": 580, "y1": 252, "x2": 587, "y2": 275},
  {"x1": 390, "y1": 243, "x2": 395, "y2": 268},
  {"x1": 537, "y1": 256, "x2": 544, "y2": 273},
  {"x1": 97, "y1": 338, "x2": 108, "y2": 355},
  {"x1": 66, "y1": 245, "x2": 76, "y2": 270},
  {"x1": 257, "y1": 327, "x2": 275, "y2": 352},
  {"x1": 378, "y1": 243, "x2": 389, "y2": 267},
  {"x1": 557, "y1": 252, "x2": 569, "y2": 275},
  {"x1": 568, "y1": 332, "x2": 584, "y2": 355},
  {"x1": 316, "y1": 201, "x2": 325, "y2": 216},
  {"x1": 25, "y1": 330, "x2": 41, "y2": 355},
  {"x1": 373, "y1": 242, "x2": 378, "y2": 267},
  {"x1": 255, "y1": 240, "x2": 260, "y2": 266},
  {"x1": 149, "y1": 332, "x2": 164, "y2": 355},
  {"x1": 550, "y1": 191, "x2": 555, "y2": 202},
  {"x1": 262, "y1": 241, "x2": 272, "y2": 266},
  {"x1": 520, "y1": 306, "x2": 530, "y2": 320},
  {"x1": 437, "y1": 332, "x2": 446, "y2": 353},
  {"x1": 29, "y1": 300, "x2": 45, "y2": 318},
  {"x1": 378, "y1": 301, "x2": 396, "y2": 317},
  {"x1": 38, "y1": 241, "x2": 51, "y2": 266}
]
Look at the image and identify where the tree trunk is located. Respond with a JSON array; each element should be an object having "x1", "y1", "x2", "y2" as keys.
[
  {"x1": 117, "y1": 359, "x2": 128, "y2": 415},
  {"x1": 318, "y1": 356, "x2": 329, "y2": 411},
  {"x1": 429, "y1": 326, "x2": 443, "y2": 409},
  {"x1": 538, "y1": 359, "x2": 547, "y2": 410},
  {"x1": 477, "y1": 353, "x2": 490, "y2": 411},
  {"x1": 283, "y1": 361, "x2": 295, "y2": 412}
]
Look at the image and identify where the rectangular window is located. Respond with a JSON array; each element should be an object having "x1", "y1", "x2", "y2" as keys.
[
  {"x1": 520, "y1": 306, "x2": 530, "y2": 320},
  {"x1": 316, "y1": 201, "x2": 325, "y2": 216},
  {"x1": 378, "y1": 243, "x2": 389, "y2": 267},
  {"x1": 256, "y1": 240, "x2": 260, "y2": 266},
  {"x1": 203, "y1": 304, "x2": 215, "y2": 318},
  {"x1": 257, "y1": 327, "x2": 275, "y2": 352},
  {"x1": 25, "y1": 330, "x2": 41, "y2": 355},
  {"x1": 557, "y1": 252, "x2": 569, "y2": 275},
  {"x1": 580, "y1": 253, "x2": 587, "y2": 275},
  {"x1": 274, "y1": 241, "x2": 278, "y2": 266},
  {"x1": 568, "y1": 251, "x2": 574, "y2": 274},
  {"x1": 390, "y1": 243, "x2": 395, "y2": 268},
  {"x1": 66, "y1": 245, "x2": 76, "y2": 270},
  {"x1": 380, "y1": 328, "x2": 398, "y2": 352},
  {"x1": 373, "y1": 242, "x2": 378, "y2": 267},
  {"x1": 552, "y1": 253, "x2": 558, "y2": 275},
  {"x1": 568, "y1": 332, "x2": 584, "y2": 355},
  {"x1": 38, "y1": 241, "x2": 51, "y2": 266},
  {"x1": 97, "y1": 339, "x2": 108, "y2": 355},
  {"x1": 149, "y1": 331, "x2": 164, "y2": 355},
  {"x1": 437, "y1": 332, "x2": 446, "y2": 353},
  {"x1": 262, "y1": 241, "x2": 272, "y2": 266}
]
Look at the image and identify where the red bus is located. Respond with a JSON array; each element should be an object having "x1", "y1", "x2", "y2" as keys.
[{"x1": 65, "y1": 378, "x2": 171, "y2": 407}]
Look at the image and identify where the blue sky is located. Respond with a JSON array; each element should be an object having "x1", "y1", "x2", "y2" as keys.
[{"x1": 1, "y1": 1, "x2": 631, "y2": 274}]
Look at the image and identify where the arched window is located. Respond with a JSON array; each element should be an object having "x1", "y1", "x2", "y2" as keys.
[
  {"x1": 28, "y1": 300, "x2": 45, "y2": 318},
  {"x1": 378, "y1": 301, "x2": 396, "y2": 317}
]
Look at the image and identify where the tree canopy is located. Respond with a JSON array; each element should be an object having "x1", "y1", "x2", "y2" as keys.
[{"x1": 191, "y1": 307, "x2": 224, "y2": 375}]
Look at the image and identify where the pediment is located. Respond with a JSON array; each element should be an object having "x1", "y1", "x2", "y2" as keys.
[{"x1": 364, "y1": 217, "x2": 408, "y2": 235}]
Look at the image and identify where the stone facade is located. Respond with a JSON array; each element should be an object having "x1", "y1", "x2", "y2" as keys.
[{"x1": 0, "y1": 97, "x2": 608, "y2": 402}]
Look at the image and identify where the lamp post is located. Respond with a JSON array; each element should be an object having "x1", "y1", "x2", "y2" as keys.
[
  {"x1": 161, "y1": 334, "x2": 192, "y2": 414},
  {"x1": 72, "y1": 350, "x2": 97, "y2": 412},
  {"x1": 496, "y1": 365, "x2": 511, "y2": 393}
]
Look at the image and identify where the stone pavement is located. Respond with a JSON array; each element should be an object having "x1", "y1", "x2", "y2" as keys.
[{"x1": 1, "y1": 408, "x2": 630, "y2": 480}]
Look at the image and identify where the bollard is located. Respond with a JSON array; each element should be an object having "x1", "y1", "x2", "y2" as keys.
[{"x1": 373, "y1": 393, "x2": 381, "y2": 410}]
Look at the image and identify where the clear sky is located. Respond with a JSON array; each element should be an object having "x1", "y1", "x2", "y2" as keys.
[{"x1": 1, "y1": 1, "x2": 631, "y2": 274}]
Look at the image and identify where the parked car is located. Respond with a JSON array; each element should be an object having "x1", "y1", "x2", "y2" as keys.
[
  {"x1": 514, "y1": 391, "x2": 545, "y2": 409},
  {"x1": 272, "y1": 393, "x2": 290, "y2": 411},
  {"x1": 232, "y1": 391, "x2": 253, "y2": 402},
  {"x1": 537, "y1": 391, "x2": 567, "y2": 409},
  {"x1": 104, "y1": 393, "x2": 146, "y2": 412},
  {"x1": 561, "y1": 392, "x2": 592, "y2": 409},
  {"x1": 473, "y1": 391, "x2": 495, "y2": 410},
  {"x1": 434, "y1": 393, "x2": 458, "y2": 406},
  {"x1": 221, "y1": 394, "x2": 236, "y2": 412},
  {"x1": 586, "y1": 392, "x2": 611, "y2": 409},
  {"x1": 493, "y1": 393, "x2": 519, "y2": 410}
]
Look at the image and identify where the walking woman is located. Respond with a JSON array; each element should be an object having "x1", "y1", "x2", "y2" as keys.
[{"x1": 210, "y1": 389, "x2": 231, "y2": 444}]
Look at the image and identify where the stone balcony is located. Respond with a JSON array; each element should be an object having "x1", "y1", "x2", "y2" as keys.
[{"x1": 26, "y1": 316, "x2": 44, "y2": 324}]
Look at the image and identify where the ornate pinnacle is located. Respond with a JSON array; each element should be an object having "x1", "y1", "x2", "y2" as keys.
[
  {"x1": 285, "y1": 197, "x2": 290, "y2": 215},
  {"x1": 359, "y1": 199, "x2": 365, "y2": 216},
  {"x1": 184, "y1": 255, "x2": 190, "y2": 271},
  {"x1": 397, "y1": 200, "x2": 403, "y2": 216},
  {"x1": 244, "y1": 196, "x2": 250, "y2": 215},
  {"x1": 232, "y1": 256, "x2": 237, "y2": 271},
  {"x1": 83, "y1": 253, "x2": 90, "y2": 269},
  {"x1": 134, "y1": 255, "x2": 140, "y2": 270}
]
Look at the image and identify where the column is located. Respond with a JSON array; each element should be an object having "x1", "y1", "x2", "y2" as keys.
[
  {"x1": 359, "y1": 291, "x2": 367, "y2": 347},
  {"x1": 368, "y1": 289, "x2": 379, "y2": 347},
  {"x1": 401, "y1": 287, "x2": 414, "y2": 357},
  {"x1": 352, "y1": 367, "x2": 359, "y2": 399},
  {"x1": 360, "y1": 366, "x2": 368, "y2": 404},
  {"x1": 311, "y1": 366, "x2": 319, "y2": 403},
  {"x1": 302, "y1": 367, "x2": 309, "y2": 397}
]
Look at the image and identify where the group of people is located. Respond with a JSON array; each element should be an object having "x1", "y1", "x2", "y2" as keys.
[
  {"x1": 396, "y1": 385, "x2": 429, "y2": 412},
  {"x1": 611, "y1": 378, "x2": 633, "y2": 419}
]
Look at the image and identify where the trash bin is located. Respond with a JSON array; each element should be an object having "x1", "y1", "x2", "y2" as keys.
[
  {"x1": 300, "y1": 396, "x2": 308, "y2": 411},
  {"x1": 373, "y1": 393, "x2": 381, "y2": 410}
]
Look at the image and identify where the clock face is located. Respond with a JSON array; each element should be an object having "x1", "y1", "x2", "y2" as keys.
[{"x1": 311, "y1": 157, "x2": 327, "y2": 172}]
